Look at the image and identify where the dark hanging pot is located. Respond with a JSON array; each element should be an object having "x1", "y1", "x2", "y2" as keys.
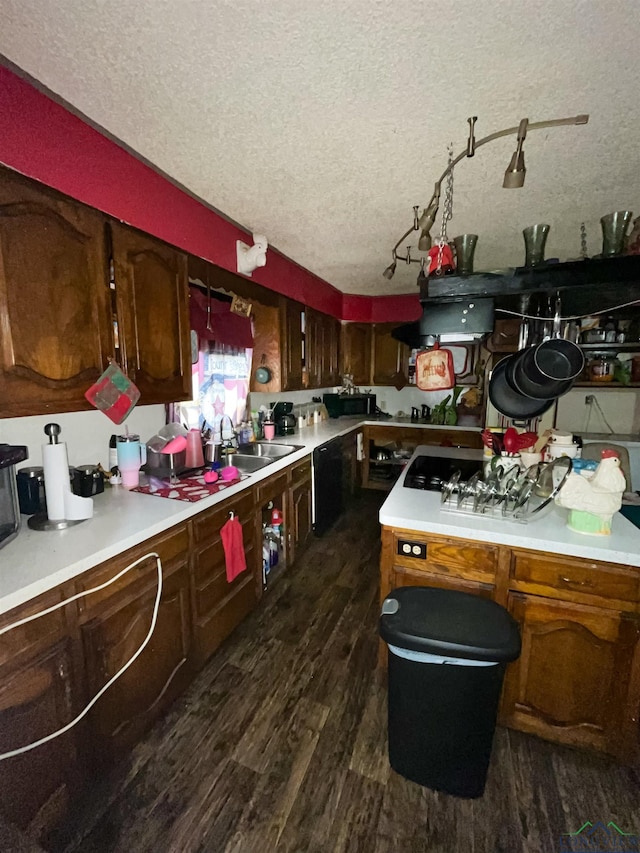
[{"x1": 506, "y1": 347, "x2": 574, "y2": 400}]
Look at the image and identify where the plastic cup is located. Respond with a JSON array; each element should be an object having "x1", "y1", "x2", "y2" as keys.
[{"x1": 263, "y1": 421, "x2": 276, "y2": 440}]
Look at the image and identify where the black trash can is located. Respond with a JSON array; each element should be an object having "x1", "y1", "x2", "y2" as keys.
[{"x1": 379, "y1": 586, "x2": 521, "y2": 798}]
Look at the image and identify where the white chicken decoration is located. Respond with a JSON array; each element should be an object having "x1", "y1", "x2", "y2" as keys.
[{"x1": 555, "y1": 450, "x2": 626, "y2": 535}]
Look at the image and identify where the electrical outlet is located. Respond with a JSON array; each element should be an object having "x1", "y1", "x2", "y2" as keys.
[
  {"x1": 397, "y1": 540, "x2": 427, "y2": 560},
  {"x1": 585, "y1": 394, "x2": 595, "y2": 405}
]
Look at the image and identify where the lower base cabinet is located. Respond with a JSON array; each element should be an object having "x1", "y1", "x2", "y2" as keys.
[
  {"x1": 0, "y1": 454, "x2": 320, "y2": 841},
  {"x1": 501, "y1": 593, "x2": 640, "y2": 760},
  {"x1": 379, "y1": 526, "x2": 640, "y2": 765},
  {"x1": 81, "y1": 561, "x2": 192, "y2": 766},
  {"x1": 289, "y1": 458, "x2": 313, "y2": 563},
  {"x1": 191, "y1": 488, "x2": 259, "y2": 669},
  {"x1": 0, "y1": 636, "x2": 80, "y2": 846}
]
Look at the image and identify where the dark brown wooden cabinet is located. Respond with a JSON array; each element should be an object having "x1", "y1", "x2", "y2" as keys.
[
  {"x1": 371, "y1": 323, "x2": 409, "y2": 386},
  {"x1": 305, "y1": 310, "x2": 341, "y2": 389},
  {"x1": 341, "y1": 322, "x2": 372, "y2": 386},
  {"x1": 0, "y1": 589, "x2": 81, "y2": 846},
  {"x1": 289, "y1": 458, "x2": 313, "y2": 563},
  {"x1": 111, "y1": 222, "x2": 191, "y2": 404},
  {"x1": 0, "y1": 168, "x2": 113, "y2": 417},
  {"x1": 280, "y1": 298, "x2": 304, "y2": 391},
  {"x1": 77, "y1": 525, "x2": 192, "y2": 766},
  {"x1": 501, "y1": 593, "x2": 639, "y2": 760},
  {"x1": 191, "y1": 488, "x2": 259, "y2": 668},
  {"x1": 379, "y1": 525, "x2": 640, "y2": 764}
]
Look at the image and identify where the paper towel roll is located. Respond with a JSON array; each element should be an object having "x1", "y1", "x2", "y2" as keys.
[
  {"x1": 43, "y1": 441, "x2": 69, "y2": 521},
  {"x1": 43, "y1": 441, "x2": 93, "y2": 521}
]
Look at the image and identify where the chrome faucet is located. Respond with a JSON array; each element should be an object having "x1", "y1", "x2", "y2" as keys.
[{"x1": 219, "y1": 415, "x2": 238, "y2": 450}]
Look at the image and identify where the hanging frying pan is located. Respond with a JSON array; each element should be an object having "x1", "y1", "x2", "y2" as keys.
[
  {"x1": 506, "y1": 347, "x2": 574, "y2": 400},
  {"x1": 489, "y1": 357, "x2": 554, "y2": 421}
]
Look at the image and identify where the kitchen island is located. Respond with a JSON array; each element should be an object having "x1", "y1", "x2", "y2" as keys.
[{"x1": 379, "y1": 445, "x2": 640, "y2": 765}]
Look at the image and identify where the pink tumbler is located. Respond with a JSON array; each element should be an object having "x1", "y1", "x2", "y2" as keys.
[
  {"x1": 186, "y1": 429, "x2": 205, "y2": 468},
  {"x1": 263, "y1": 420, "x2": 276, "y2": 440}
]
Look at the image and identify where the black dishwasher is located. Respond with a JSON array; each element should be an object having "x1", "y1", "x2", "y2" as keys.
[{"x1": 313, "y1": 439, "x2": 343, "y2": 536}]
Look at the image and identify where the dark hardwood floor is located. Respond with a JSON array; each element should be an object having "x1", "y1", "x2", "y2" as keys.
[{"x1": 60, "y1": 491, "x2": 639, "y2": 853}]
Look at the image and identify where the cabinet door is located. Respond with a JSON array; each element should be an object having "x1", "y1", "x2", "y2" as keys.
[
  {"x1": 501, "y1": 593, "x2": 639, "y2": 759},
  {"x1": 191, "y1": 489, "x2": 258, "y2": 667},
  {"x1": 322, "y1": 315, "x2": 341, "y2": 386},
  {"x1": 372, "y1": 324, "x2": 409, "y2": 385},
  {"x1": 0, "y1": 168, "x2": 113, "y2": 417},
  {"x1": 341, "y1": 323, "x2": 372, "y2": 386},
  {"x1": 305, "y1": 308, "x2": 322, "y2": 388},
  {"x1": 111, "y1": 222, "x2": 191, "y2": 403},
  {"x1": 81, "y1": 558, "x2": 192, "y2": 765},
  {"x1": 290, "y1": 478, "x2": 312, "y2": 563},
  {"x1": 0, "y1": 639, "x2": 79, "y2": 843},
  {"x1": 280, "y1": 299, "x2": 304, "y2": 390}
]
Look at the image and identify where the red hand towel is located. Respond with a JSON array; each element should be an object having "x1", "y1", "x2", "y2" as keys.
[{"x1": 220, "y1": 516, "x2": 247, "y2": 582}]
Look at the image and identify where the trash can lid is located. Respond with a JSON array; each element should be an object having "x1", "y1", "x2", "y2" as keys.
[{"x1": 379, "y1": 586, "x2": 521, "y2": 663}]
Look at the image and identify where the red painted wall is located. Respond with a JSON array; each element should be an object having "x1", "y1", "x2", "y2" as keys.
[{"x1": 0, "y1": 64, "x2": 419, "y2": 323}]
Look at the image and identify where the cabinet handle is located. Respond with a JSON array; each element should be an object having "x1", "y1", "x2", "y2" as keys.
[{"x1": 559, "y1": 575, "x2": 593, "y2": 588}]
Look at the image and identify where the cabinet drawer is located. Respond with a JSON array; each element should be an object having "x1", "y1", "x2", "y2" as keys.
[
  {"x1": 192, "y1": 489, "x2": 255, "y2": 546},
  {"x1": 392, "y1": 531, "x2": 498, "y2": 581},
  {"x1": 289, "y1": 457, "x2": 311, "y2": 485},
  {"x1": 392, "y1": 566, "x2": 494, "y2": 599},
  {"x1": 511, "y1": 551, "x2": 640, "y2": 605},
  {"x1": 0, "y1": 588, "x2": 70, "y2": 667},
  {"x1": 256, "y1": 471, "x2": 288, "y2": 504},
  {"x1": 76, "y1": 524, "x2": 189, "y2": 615},
  {"x1": 193, "y1": 538, "x2": 256, "y2": 618}
]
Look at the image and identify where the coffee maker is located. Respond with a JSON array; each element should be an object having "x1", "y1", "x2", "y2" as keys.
[{"x1": 272, "y1": 401, "x2": 296, "y2": 435}]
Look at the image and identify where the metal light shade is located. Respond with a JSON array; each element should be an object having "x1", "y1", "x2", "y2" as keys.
[
  {"x1": 417, "y1": 229, "x2": 432, "y2": 251},
  {"x1": 503, "y1": 150, "x2": 526, "y2": 188},
  {"x1": 383, "y1": 259, "x2": 397, "y2": 280}
]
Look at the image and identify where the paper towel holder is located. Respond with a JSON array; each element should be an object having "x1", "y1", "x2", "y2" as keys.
[{"x1": 28, "y1": 423, "x2": 93, "y2": 531}]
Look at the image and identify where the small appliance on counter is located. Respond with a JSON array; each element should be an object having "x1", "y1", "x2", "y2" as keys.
[
  {"x1": 323, "y1": 393, "x2": 376, "y2": 419},
  {"x1": 272, "y1": 401, "x2": 297, "y2": 435},
  {"x1": 0, "y1": 444, "x2": 29, "y2": 548}
]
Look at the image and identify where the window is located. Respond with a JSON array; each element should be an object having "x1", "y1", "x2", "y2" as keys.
[{"x1": 178, "y1": 341, "x2": 252, "y2": 434}]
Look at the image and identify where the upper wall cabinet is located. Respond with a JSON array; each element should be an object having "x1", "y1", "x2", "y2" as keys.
[
  {"x1": 111, "y1": 223, "x2": 191, "y2": 404},
  {"x1": 341, "y1": 323, "x2": 373, "y2": 386},
  {"x1": 306, "y1": 309, "x2": 341, "y2": 389},
  {"x1": 0, "y1": 169, "x2": 113, "y2": 417},
  {"x1": 372, "y1": 324, "x2": 410, "y2": 386},
  {"x1": 280, "y1": 298, "x2": 304, "y2": 391}
]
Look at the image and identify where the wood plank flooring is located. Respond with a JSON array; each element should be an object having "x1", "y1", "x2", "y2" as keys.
[{"x1": 59, "y1": 492, "x2": 640, "y2": 853}]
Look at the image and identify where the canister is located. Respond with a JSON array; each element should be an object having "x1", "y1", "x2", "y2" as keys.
[
  {"x1": 16, "y1": 466, "x2": 46, "y2": 515},
  {"x1": 72, "y1": 465, "x2": 105, "y2": 498}
]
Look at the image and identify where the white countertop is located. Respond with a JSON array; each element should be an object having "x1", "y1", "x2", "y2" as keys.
[
  {"x1": 1, "y1": 417, "x2": 483, "y2": 616},
  {"x1": 379, "y1": 445, "x2": 640, "y2": 568}
]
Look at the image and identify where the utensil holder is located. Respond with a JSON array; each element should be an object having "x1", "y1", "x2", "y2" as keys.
[
  {"x1": 522, "y1": 224, "x2": 550, "y2": 267},
  {"x1": 600, "y1": 211, "x2": 633, "y2": 256}
]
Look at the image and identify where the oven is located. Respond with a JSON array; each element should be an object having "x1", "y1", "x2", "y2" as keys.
[{"x1": 0, "y1": 444, "x2": 29, "y2": 549}]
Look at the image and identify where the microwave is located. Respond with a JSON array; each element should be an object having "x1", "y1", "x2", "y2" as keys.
[
  {"x1": 323, "y1": 393, "x2": 376, "y2": 419},
  {"x1": 0, "y1": 444, "x2": 29, "y2": 550}
]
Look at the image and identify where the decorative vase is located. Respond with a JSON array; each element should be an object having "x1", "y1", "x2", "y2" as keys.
[
  {"x1": 522, "y1": 224, "x2": 550, "y2": 267},
  {"x1": 453, "y1": 234, "x2": 478, "y2": 275},
  {"x1": 600, "y1": 211, "x2": 633, "y2": 256}
]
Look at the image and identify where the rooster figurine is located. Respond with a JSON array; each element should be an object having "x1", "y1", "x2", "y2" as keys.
[{"x1": 555, "y1": 449, "x2": 626, "y2": 535}]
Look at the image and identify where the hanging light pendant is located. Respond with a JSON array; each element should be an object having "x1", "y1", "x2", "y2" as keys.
[{"x1": 503, "y1": 118, "x2": 529, "y2": 188}]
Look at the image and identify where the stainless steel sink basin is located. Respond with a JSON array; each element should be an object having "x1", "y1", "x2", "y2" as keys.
[
  {"x1": 237, "y1": 442, "x2": 303, "y2": 458},
  {"x1": 228, "y1": 455, "x2": 275, "y2": 473}
]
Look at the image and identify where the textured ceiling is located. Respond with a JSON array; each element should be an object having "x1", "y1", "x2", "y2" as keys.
[{"x1": 1, "y1": 1, "x2": 640, "y2": 296}]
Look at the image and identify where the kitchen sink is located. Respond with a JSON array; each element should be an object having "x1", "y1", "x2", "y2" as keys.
[
  {"x1": 228, "y1": 454, "x2": 275, "y2": 473},
  {"x1": 237, "y1": 442, "x2": 303, "y2": 458}
]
